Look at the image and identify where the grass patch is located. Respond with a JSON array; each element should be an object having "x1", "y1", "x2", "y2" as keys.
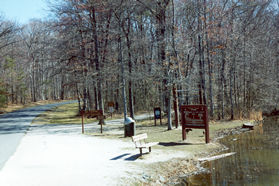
[
  {"x1": 105, "y1": 113, "x2": 124, "y2": 120},
  {"x1": 33, "y1": 103, "x2": 97, "y2": 124},
  {"x1": 89, "y1": 117, "x2": 248, "y2": 148},
  {"x1": 32, "y1": 102, "x2": 151, "y2": 125},
  {"x1": 32, "y1": 101, "x2": 250, "y2": 147},
  {"x1": 0, "y1": 100, "x2": 69, "y2": 114},
  {"x1": 87, "y1": 118, "x2": 249, "y2": 156},
  {"x1": 132, "y1": 119, "x2": 249, "y2": 152}
]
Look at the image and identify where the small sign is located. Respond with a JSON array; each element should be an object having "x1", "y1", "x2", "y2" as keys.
[
  {"x1": 108, "y1": 102, "x2": 114, "y2": 107},
  {"x1": 154, "y1": 107, "x2": 161, "y2": 119},
  {"x1": 180, "y1": 105, "x2": 209, "y2": 143},
  {"x1": 154, "y1": 107, "x2": 162, "y2": 125},
  {"x1": 81, "y1": 110, "x2": 105, "y2": 134}
]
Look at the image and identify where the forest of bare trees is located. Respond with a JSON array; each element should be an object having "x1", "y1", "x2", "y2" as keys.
[{"x1": 0, "y1": 0, "x2": 278, "y2": 126}]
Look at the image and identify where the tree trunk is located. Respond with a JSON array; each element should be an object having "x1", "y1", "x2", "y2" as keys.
[
  {"x1": 118, "y1": 35, "x2": 127, "y2": 120},
  {"x1": 221, "y1": 50, "x2": 226, "y2": 119},
  {"x1": 197, "y1": 0, "x2": 206, "y2": 105},
  {"x1": 123, "y1": 15, "x2": 135, "y2": 119},
  {"x1": 167, "y1": 88, "x2": 172, "y2": 130},
  {"x1": 155, "y1": 0, "x2": 171, "y2": 129},
  {"x1": 230, "y1": 66, "x2": 234, "y2": 120},
  {"x1": 203, "y1": 0, "x2": 214, "y2": 117},
  {"x1": 60, "y1": 72, "x2": 65, "y2": 100},
  {"x1": 243, "y1": 36, "x2": 246, "y2": 110}
]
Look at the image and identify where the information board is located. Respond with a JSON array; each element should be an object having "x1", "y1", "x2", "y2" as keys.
[
  {"x1": 154, "y1": 107, "x2": 161, "y2": 119},
  {"x1": 180, "y1": 105, "x2": 209, "y2": 143},
  {"x1": 81, "y1": 110, "x2": 105, "y2": 134},
  {"x1": 153, "y1": 107, "x2": 162, "y2": 125}
]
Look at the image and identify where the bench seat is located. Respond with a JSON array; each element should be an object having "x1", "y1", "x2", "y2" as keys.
[{"x1": 132, "y1": 133, "x2": 158, "y2": 155}]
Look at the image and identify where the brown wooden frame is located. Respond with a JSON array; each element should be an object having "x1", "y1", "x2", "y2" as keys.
[
  {"x1": 81, "y1": 110, "x2": 104, "y2": 134},
  {"x1": 180, "y1": 105, "x2": 209, "y2": 143}
]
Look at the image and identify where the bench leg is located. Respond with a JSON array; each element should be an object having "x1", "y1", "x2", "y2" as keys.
[
  {"x1": 140, "y1": 148, "x2": 142, "y2": 155},
  {"x1": 149, "y1": 147, "x2": 151, "y2": 152}
]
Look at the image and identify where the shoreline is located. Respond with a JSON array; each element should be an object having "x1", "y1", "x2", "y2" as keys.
[{"x1": 130, "y1": 120, "x2": 261, "y2": 185}]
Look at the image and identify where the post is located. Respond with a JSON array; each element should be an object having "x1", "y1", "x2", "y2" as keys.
[
  {"x1": 182, "y1": 128, "x2": 186, "y2": 140},
  {"x1": 101, "y1": 122, "x2": 103, "y2": 134},
  {"x1": 81, "y1": 111, "x2": 84, "y2": 134},
  {"x1": 100, "y1": 110, "x2": 104, "y2": 134},
  {"x1": 154, "y1": 108, "x2": 157, "y2": 126},
  {"x1": 205, "y1": 107, "x2": 210, "y2": 143},
  {"x1": 181, "y1": 109, "x2": 186, "y2": 140},
  {"x1": 205, "y1": 128, "x2": 209, "y2": 143}
]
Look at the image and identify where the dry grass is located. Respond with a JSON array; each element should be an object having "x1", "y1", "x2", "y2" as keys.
[
  {"x1": 32, "y1": 102, "x2": 133, "y2": 125},
  {"x1": 0, "y1": 100, "x2": 69, "y2": 114},
  {"x1": 249, "y1": 110, "x2": 263, "y2": 121},
  {"x1": 105, "y1": 112, "x2": 124, "y2": 120},
  {"x1": 32, "y1": 103, "x2": 97, "y2": 124},
  {"x1": 95, "y1": 117, "x2": 249, "y2": 153},
  {"x1": 31, "y1": 101, "x2": 250, "y2": 145}
]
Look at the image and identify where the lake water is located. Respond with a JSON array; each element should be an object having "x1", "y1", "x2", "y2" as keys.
[{"x1": 183, "y1": 117, "x2": 279, "y2": 185}]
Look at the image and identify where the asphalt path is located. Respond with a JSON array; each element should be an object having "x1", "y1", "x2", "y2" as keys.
[
  {"x1": 0, "y1": 101, "x2": 153, "y2": 171},
  {"x1": 0, "y1": 104, "x2": 155, "y2": 185},
  {"x1": 0, "y1": 101, "x2": 75, "y2": 170}
]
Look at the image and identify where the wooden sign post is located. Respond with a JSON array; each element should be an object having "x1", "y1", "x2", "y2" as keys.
[
  {"x1": 81, "y1": 110, "x2": 85, "y2": 134},
  {"x1": 180, "y1": 105, "x2": 209, "y2": 143},
  {"x1": 81, "y1": 110, "x2": 105, "y2": 134},
  {"x1": 154, "y1": 107, "x2": 162, "y2": 126},
  {"x1": 108, "y1": 102, "x2": 114, "y2": 118}
]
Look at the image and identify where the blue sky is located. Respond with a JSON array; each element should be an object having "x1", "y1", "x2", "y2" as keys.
[{"x1": 0, "y1": 0, "x2": 48, "y2": 24}]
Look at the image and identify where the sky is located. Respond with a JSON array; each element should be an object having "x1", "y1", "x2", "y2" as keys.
[{"x1": 0, "y1": 0, "x2": 48, "y2": 24}]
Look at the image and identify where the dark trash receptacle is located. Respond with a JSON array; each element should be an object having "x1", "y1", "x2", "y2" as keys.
[{"x1": 124, "y1": 117, "x2": 135, "y2": 137}]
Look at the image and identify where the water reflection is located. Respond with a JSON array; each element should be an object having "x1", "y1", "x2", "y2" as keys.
[{"x1": 183, "y1": 117, "x2": 279, "y2": 185}]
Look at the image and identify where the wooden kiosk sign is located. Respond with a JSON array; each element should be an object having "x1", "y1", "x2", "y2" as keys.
[
  {"x1": 81, "y1": 110, "x2": 105, "y2": 134},
  {"x1": 180, "y1": 105, "x2": 209, "y2": 143}
]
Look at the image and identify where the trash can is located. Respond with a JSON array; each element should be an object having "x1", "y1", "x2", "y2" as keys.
[{"x1": 124, "y1": 117, "x2": 135, "y2": 137}]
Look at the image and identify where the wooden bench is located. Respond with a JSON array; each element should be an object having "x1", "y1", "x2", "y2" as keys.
[{"x1": 131, "y1": 133, "x2": 158, "y2": 155}]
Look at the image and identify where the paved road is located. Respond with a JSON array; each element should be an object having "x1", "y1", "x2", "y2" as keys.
[
  {"x1": 0, "y1": 101, "x2": 75, "y2": 170},
  {"x1": 0, "y1": 102, "x2": 153, "y2": 171},
  {"x1": 0, "y1": 104, "x2": 155, "y2": 186}
]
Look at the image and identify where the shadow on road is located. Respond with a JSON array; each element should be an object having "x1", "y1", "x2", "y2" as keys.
[
  {"x1": 110, "y1": 153, "x2": 141, "y2": 161},
  {"x1": 0, "y1": 125, "x2": 29, "y2": 135},
  {"x1": 158, "y1": 142, "x2": 204, "y2": 146}
]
